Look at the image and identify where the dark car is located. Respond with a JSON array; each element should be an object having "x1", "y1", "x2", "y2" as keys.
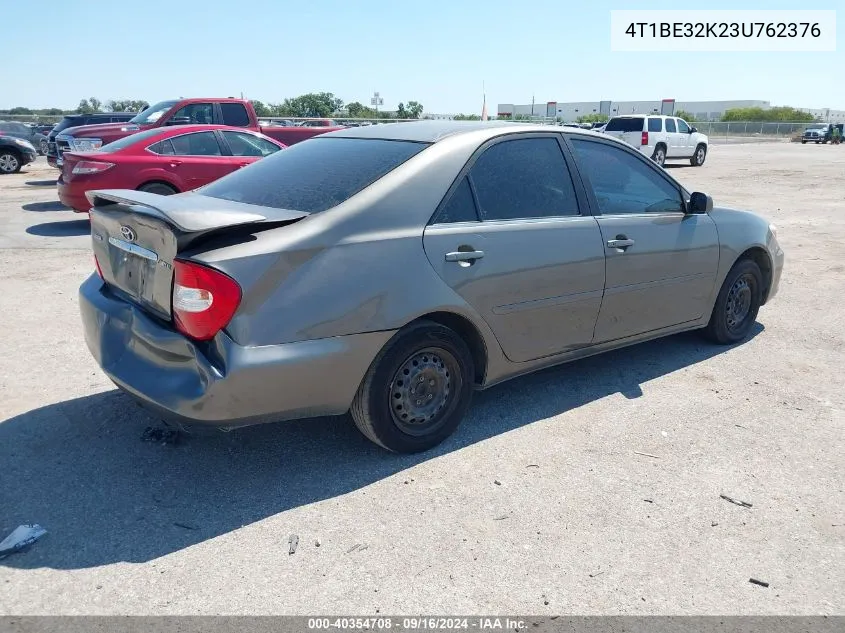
[
  {"x1": 0, "y1": 121, "x2": 49, "y2": 155},
  {"x1": 32, "y1": 123, "x2": 55, "y2": 136},
  {"x1": 0, "y1": 134, "x2": 38, "y2": 174},
  {"x1": 46, "y1": 112, "x2": 137, "y2": 167}
]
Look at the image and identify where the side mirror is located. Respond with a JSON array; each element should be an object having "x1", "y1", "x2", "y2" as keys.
[
  {"x1": 689, "y1": 126, "x2": 697, "y2": 133},
  {"x1": 688, "y1": 192, "x2": 713, "y2": 214},
  {"x1": 167, "y1": 116, "x2": 192, "y2": 126}
]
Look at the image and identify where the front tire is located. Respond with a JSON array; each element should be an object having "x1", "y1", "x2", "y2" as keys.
[
  {"x1": 651, "y1": 145, "x2": 666, "y2": 167},
  {"x1": 690, "y1": 144, "x2": 707, "y2": 166},
  {"x1": 350, "y1": 321, "x2": 474, "y2": 453},
  {"x1": 703, "y1": 259, "x2": 763, "y2": 345},
  {"x1": 0, "y1": 150, "x2": 22, "y2": 174},
  {"x1": 39, "y1": 139, "x2": 48, "y2": 155}
]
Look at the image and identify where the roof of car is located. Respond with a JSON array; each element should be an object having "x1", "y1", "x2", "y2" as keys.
[{"x1": 326, "y1": 120, "x2": 605, "y2": 143}]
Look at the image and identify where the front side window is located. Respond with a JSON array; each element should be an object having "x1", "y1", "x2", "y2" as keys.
[
  {"x1": 676, "y1": 119, "x2": 690, "y2": 133},
  {"x1": 168, "y1": 131, "x2": 223, "y2": 156},
  {"x1": 220, "y1": 103, "x2": 251, "y2": 127},
  {"x1": 571, "y1": 139, "x2": 684, "y2": 215},
  {"x1": 171, "y1": 103, "x2": 214, "y2": 125},
  {"x1": 665, "y1": 118, "x2": 677, "y2": 133},
  {"x1": 468, "y1": 137, "x2": 579, "y2": 221},
  {"x1": 222, "y1": 131, "x2": 280, "y2": 157}
]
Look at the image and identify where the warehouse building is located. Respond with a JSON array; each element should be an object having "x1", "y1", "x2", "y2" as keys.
[{"x1": 496, "y1": 99, "x2": 772, "y2": 122}]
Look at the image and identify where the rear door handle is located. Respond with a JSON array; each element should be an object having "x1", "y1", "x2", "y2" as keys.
[
  {"x1": 445, "y1": 250, "x2": 485, "y2": 262},
  {"x1": 607, "y1": 238, "x2": 635, "y2": 249}
]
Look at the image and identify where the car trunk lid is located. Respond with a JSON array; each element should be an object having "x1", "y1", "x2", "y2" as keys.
[{"x1": 87, "y1": 189, "x2": 308, "y2": 319}]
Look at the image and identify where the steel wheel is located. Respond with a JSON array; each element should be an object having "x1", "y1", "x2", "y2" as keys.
[
  {"x1": 389, "y1": 347, "x2": 457, "y2": 436},
  {"x1": 0, "y1": 152, "x2": 20, "y2": 174},
  {"x1": 40, "y1": 139, "x2": 48, "y2": 155},
  {"x1": 693, "y1": 145, "x2": 706, "y2": 166},
  {"x1": 652, "y1": 147, "x2": 666, "y2": 166},
  {"x1": 725, "y1": 275, "x2": 753, "y2": 332}
]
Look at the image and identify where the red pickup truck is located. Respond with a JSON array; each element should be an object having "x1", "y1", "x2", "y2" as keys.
[{"x1": 49, "y1": 98, "x2": 344, "y2": 168}]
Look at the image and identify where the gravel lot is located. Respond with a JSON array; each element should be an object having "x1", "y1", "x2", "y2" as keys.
[{"x1": 1, "y1": 146, "x2": 843, "y2": 615}]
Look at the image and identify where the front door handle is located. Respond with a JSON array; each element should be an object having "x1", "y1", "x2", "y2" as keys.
[
  {"x1": 607, "y1": 238, "x2": 635, "y2": 249},
  {"x1": 445, "y1": 250, "x2": 485, "y2": 262},
  {"x1": 169, "y1": 160, "x2": 182, "y2": 168}
]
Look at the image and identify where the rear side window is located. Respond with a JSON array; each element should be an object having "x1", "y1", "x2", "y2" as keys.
[
  {"x1": 220, "y1": 103, "x2": 251, "y2": 127},
  {"x1": 468, "y1": 137, "x2": 579, "y2": 220},
  {"x1": 200, "y1": 137, "x2": 429, "y2": 213},
  {"x1": 433, "y1": 177, "x2": 479, "y2": 223},
  {"x1": 665, "y1": 118, "x2": 677, "y2": 133},
  {"x1": 605, "y1": 117, "x2": 644, "y2": 132},
  {"x1": 169, "y1": 132, "x2": 223, "y2": 156},
  {"x1": 647, "y1": 118, "x2": 662, "y2": 132},
  {"x1": 221, "y1": 131, "x2": 280, "y2": 157}
]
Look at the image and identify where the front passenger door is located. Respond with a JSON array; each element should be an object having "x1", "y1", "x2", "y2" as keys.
[
  {"x1": 569, "y1": 137, "x2": 719, "y2": 342},
  {"x1": 675, "y1": 118, "x2": 693, "y2": 156}
]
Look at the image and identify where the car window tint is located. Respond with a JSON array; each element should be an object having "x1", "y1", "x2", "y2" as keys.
[
  {"x1": 647, "y1": 118, "x2": 662, "y2": 132},
  {"x1": 433, "y1": 177, "x2": 479, "y2": 224},
  {"x1": 220, "y1": 103, "x2": 251, "y2": 127},
  {"x1": 676, "y1": 119, "x2": 690, "y2": 133},
  {"x1": 171, "y1": 103, "x2": 214, "y2": 125},
  {"x1": 222, "y1": 131, "x2": 279, "y2": 157},
  {"x1": 571, "y1": 139, "x2": 684, "y2": 215},
  {"x1": 605, "y1": 117, "x2": 644, "y2": 132},
  {"x1": 469, "y1": 137, "x2": 579, "y2": 220},
  {"x1": 665, "y1": 118, "x2": 677, "y2": 133},
  {"x1": 200, "y1": 137, "x2": 429, "y2": 213},
  {"x1": 169, "y1": 132, "x2": 222, "y2": 156}
]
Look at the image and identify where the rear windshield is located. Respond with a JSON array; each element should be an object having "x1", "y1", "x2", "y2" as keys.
[
  {"x1": 200, "y1": 137, "x2": 430, "y2": 213},
  {"x1": 99, "y1": 128, "x2": 167, "y2": 152},
  {"x1": 605, "y1": 117, "x2": 644, "y2": 132}
]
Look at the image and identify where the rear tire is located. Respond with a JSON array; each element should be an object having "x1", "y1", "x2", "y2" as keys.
[
  {"x1": 702, "y1": 259, "x2": 763, "y2": 345},
  {"x1": 138, "y1": 182, "x2": 177, "y2": 195},
  {"x1": 39, "y1": 139, "x2": 48, "y2": 155},
  {"x1": 0, "y1": 150, "x2": 21, "y2": 174},
  {"x1": 690, "y1": 144, "x2": 707, "y2": 166},
  {"x1": 350, "y1": 321, "x2": 474, "y2": 453},
  {"x1": 651, "y1": 145, "x2": 666, "y2": 167}
]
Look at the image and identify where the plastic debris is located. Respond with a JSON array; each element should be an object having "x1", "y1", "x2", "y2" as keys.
[
  {"x1": 288, "y1": 534, "x2": 299, "y2": 555},
  {"x1": 749, "y1": 578, "x2": 769, "y2": 588},
  {"x1": 721, "y1": 494, "x2": 753, "y2": 508},
  {"x1": 0, "y1": 525, "x2": 47, "y2": 558}
]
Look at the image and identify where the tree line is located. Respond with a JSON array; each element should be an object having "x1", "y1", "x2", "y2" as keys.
[{"x1": 249, "y1": 93, "x2": 424, "y2": 119}]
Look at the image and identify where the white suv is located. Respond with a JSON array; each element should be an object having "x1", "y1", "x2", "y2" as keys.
[{"x1": 601, "y1": 115, "x2": 709, "y2": 167}]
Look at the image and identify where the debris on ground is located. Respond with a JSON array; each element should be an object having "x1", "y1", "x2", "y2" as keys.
[
  {"x1": 494, "y1": 515, "x2": 509, "y2": 521},
  {"x1": 0, "y1": 524, "x2": 47, "y2": 559},
  {"x1": 141, "y1": 426, "x2": 180, "y2": 444},
  {"x1": 288, "y1": 534, "x2": 299, "y2": 555},
  {"x1": 711, "y1": 521, "x2": 719, "y2": 527},
  {"x1": 749, "y1": 578, "x2": 770, "y2": 587},
  {"x1": 315, "y1": 538, "x2": 321, "y2": 547},
  {"x1": 347, "y1": 544, "x2": 361, "y2": 553},
  {"x1": 589, "y1": 571, "x2": 604, "y2": 578},
  {"x1": 720, "y1": 494, "x2": 753, "y2": 508},
  {"x1": 643, "y1": 499, "x2": 654, "y2": 503},
  {"x1": 633, "y1": 451, "x2": 660, "y2": 459},
  {"x1": 526, "y1": 464, "x2": 539, "y2": 468},
  {"x1": 494, "y1": 480, "x2": 502, "y2": 486},
  {"x1": 173, "y1": 522, "x2": 198, "y2": 531}
]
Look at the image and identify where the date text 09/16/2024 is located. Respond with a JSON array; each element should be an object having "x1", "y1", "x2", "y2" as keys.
[{"x1": 307, "y1": 617, "x2": 527, "y2": 630}]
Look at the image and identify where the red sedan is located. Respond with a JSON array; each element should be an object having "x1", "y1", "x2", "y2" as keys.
[{"x1": 57, "y1": 125, "x2": 286, "y2": 212}]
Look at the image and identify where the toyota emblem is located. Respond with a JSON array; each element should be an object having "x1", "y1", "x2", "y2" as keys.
[{"x1": 120, "y1": 225, "x2": 136, "y2": 242}]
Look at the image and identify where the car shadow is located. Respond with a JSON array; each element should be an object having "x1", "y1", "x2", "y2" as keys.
[
  {"x1": 0, "y1": 325, "x2": 762, "y2": 570},
  {"x1": 25, "y1": 220, "x2": 90, "y2": 237},
  {"x1": 25, "y1": 179, "x2": 58, "y2": 187},
  {"x1": 21, "y1": 201, "x2": 69, "y2": 212}
]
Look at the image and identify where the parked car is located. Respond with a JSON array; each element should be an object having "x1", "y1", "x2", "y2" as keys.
[
  {"x1": 47, "y1": 112, "x2": 139, "y2": 168},
  {"x1": 31, "y1": 123, "x2": 56, "y2": 136},
  {"x1": 0, "y1": 135, "x2": 38, "y2": 174},
  {"x1": 79, "y1": 121, "x2": 783, "y2": 453},
  {"x1": 801, "y1": 123, "x2": 844, "y2": 144},
  {"x1": 298, "y1": 119, "x2": 340, "y2": 127},
  {"x1": 52, "y1": 98, "x2": 344, "y2": 168},
  {"x1": 57, "y1": 125, "x2": 285, "y2": 212},
  {"x1": 602, "y1": 115, "x2": 709, "y2": 167},
  {"x1": 0, "y1": 121, "x2": 49, "y2": 155}
]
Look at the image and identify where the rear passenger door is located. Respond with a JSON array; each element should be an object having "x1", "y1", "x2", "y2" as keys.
[{"x1": 422, "y1": 134, "x2": 606, "y2": 363}]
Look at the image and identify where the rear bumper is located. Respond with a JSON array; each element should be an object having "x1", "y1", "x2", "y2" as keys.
[
  {"x1": 57, "y1": 179, "x2": 90, "y2": 212},
  {"x1": 79, "y1": 274, "x2": 394, "y2": 427}
]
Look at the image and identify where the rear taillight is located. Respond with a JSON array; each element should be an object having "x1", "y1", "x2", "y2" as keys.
[
  {"x1": 94, "y1": 254, "x2": 104, "y2": 279},
  {"x1": 172, "y1": 259, "x2": 241, "y2": 341},
  {"x1": 72, "y1": 160, "x2": 114, "y2": 175},
  {"x1": 641, "y1": 131, "x2": 649, "y2": 145}
]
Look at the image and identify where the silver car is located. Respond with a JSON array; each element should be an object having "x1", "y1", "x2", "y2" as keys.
[{"x1": 79, "y1": 121, "x2": 784, "y2": 453}]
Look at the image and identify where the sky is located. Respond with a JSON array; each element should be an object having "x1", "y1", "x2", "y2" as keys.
[{"x1": 2, "y1": 0, "x2": 841, "y2": 114}]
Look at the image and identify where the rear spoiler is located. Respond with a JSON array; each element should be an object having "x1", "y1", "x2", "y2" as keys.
[{"x1": 86, "y1": 189, "x2": 307, "y2": 233}]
